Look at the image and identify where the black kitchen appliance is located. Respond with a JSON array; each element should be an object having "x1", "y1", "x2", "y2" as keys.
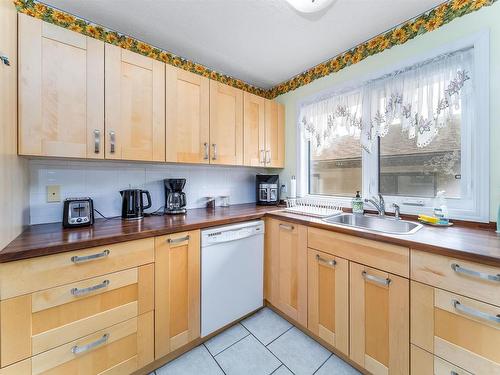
[
  {"x1": 256, "y1": 174, "x2": 279, "y2": 205},
  {"x1": 120, "y1": 189, "x2": 152, "y2": 220},
  {"x1": 62, "y1": 197, "x2": 94, "y2": 228},
  {"x1": 164, "y1": 178, "x2": 187, "y2": 214}
]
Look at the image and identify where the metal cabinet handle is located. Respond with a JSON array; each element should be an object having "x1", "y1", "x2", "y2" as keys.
[
  {"x1": 260, "y1": 149, "x2": 265, "y2": 164},
  {"x1": 266, "y1": 150, "x2": 271, "y2": 164},
  {"x1": 451, "y1": 263, "x2": 500, "y2": 282},
  {"x1": 71, "y1": 333, "x2": 109, "y2": 355},
  {"x1": 452, "y1": 299, "x2": 500, "y2": 323},
  {"x1": 211, "y1": 144, "x2": 217, "y2": 160},
  {"x1": 109, "y1": 131, "x2": 115, "y2": 154},
  {"x1": 203, "y1": 142, "x2": 209, "y2": 160},
  {"x1": 71, "y1": 249, "x2": 110, "y2": 264},
  {"x1": 316, "y1": 254, "x2": 336, "y2": 267},
  {"x1": 450, "y1": 372, "x2": 459, "y2": 375},
  {"x1": 0, "y1": 54, "x2": 10, "y2": 66},
  {"x1": 279, "y1": 224, "x2": 294, "y2": 231},
  {"x1": 71, "y1": 279, "x2": 110, "y2": 297},
  {"x1": 168, "y1": 235, "x2": 190, "y2": 244},
  {"x1": 362, "y1": 271, "x2": 391, "y2": 286},
  {"x1": 94, "y1": 129, "x2": 101, "y2": 154}
]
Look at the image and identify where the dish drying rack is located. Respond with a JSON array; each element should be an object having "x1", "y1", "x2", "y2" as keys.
[{"x1": 283, "y1": 197, "x2": 343, "y2": 218}]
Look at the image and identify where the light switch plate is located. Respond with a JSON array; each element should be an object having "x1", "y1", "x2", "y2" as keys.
[{"x1": 47, "y1": 185, "x2": 61, "y2": 202}]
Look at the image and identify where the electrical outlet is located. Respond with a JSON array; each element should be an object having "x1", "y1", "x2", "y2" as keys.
[{"x1": 47, "y1": 185, "x2": 61, "y2": 202}]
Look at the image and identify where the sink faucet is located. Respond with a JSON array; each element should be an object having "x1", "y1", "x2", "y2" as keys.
[{"x1": 365, "y1": 194, "x2": 385, "y2": 216}]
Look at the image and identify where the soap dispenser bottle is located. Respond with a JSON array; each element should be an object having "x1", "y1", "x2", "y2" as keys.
[{"x1": 352, "y1": 191, "x2": 364, "y2": 214}]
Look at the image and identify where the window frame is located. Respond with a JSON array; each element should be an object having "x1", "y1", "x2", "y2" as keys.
[{"x1": 296, "y1": 30, "x2": 490, "y2": 222}]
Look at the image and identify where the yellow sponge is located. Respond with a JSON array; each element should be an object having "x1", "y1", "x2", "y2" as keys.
[{"x1": 418, "y1": 215, "x2": 439, "y2": 224}]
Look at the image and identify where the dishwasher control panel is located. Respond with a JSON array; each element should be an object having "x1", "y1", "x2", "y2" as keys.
[{"x1": 201, "y1": 220, "x2": 264, "y2": 247}]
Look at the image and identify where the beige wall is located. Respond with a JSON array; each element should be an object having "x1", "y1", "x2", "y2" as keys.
[
  {"x1": 0, "y1": 1, "x2": 29, "y2": 249},
  {"x1": 276, "y1": 3, "x2": 500, "y2": 221}
]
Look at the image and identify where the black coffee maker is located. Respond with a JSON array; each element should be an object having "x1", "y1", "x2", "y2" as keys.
[
  {"x1": 120, "y1": 189, "x2": 152, "y2": 220},
  {"x1": 164, "y1": 178, "x2": 187, "y2": 214}
]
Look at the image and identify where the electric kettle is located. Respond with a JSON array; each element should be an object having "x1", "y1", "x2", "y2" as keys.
[{"x1": 119, "y1": 189, "x2": 152, "y2": 220}]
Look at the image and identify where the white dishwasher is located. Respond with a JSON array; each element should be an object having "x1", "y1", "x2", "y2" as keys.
[{"x1": 201, "y1": 220, "x2": 264, "y2": 337}]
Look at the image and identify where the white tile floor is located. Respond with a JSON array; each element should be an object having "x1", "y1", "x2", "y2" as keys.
[{"x1": 154, "y1": 308, "x2": 361, "y2": 375}]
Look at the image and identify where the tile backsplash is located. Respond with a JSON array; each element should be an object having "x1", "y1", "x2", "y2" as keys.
[{"x1": 29, "y1": 159, "x2": 267, "y2": 224}]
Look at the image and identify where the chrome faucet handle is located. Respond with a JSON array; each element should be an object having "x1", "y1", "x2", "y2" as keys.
[{"x1": 392, "y1": 203, "x2": 401, "y2": 220}]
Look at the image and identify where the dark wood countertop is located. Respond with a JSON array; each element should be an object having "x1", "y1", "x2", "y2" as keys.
[{"x1": 1, "y1": 204, "x2": 499, "y2": 266}]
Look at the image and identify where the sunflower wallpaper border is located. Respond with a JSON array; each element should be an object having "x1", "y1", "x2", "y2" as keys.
[{"x1": 13, "y1": 0, "x2": 497, "y2": 100}]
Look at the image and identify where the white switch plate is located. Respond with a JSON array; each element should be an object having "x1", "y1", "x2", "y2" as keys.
[{"x1": 47, "y1": 185, "x2": 61, "y2": 202}]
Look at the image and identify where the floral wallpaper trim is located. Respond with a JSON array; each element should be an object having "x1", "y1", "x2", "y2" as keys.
[
  {"x1": 267, "y1": 0, "x2": 497, "y2": 99},
  {"x1": 13, "y1": 0, "x2": 497, "y2": 100},
  {"x1": 13, "y1": 0, "x2": 270, "y2": 98}
]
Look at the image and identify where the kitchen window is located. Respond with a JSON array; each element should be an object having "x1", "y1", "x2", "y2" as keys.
[{"x1": 299, "y1": 34, "x2": 489, "y2": 221}]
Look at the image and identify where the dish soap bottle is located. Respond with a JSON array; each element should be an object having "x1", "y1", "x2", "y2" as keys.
[
  {"x1": 352, "y1": 191, "x2": 364, "y2": 214},
  {"x1": 433, "y1": 191, "x2": 449, "y2": 225}
]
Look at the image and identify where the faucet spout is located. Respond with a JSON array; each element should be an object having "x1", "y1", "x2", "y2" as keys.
[{"x1": 365, "y1": 194, "x2": 386, "y2": 216}]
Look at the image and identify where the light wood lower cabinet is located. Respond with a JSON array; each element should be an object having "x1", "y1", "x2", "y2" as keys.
[
  {"x1": 411, "y1": 281, "x2": 500, "y2": 375},
  {"x1": 350, "y1": 262, "x2": 409, "y2": 375},
  {"x1": 18, "y1": 13, "x2": 104, "y2": 158},
  {"x1": 0, "y1": 265, "x2": 154, "y2": 368},
  {"x1": 307, "y1": 249, "x2": 348, "y2": 355},
  {"x1": 265, "y1": 219, "x2": 307, "y2": 326},
  {"x1": 155, "y1": 230, "x2": 201, "y2": 359},
  {"x1": 411, "y1": 344, "x2": 473, "y2": 375},
  {"x1": 105, "y1": 44, "x2": 165, "y2": 161}
]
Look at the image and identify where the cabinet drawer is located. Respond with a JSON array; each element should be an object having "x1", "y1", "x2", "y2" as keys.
[
  {"x1": 308, "y1": 227, "x2": 409, "y2": 277},
  {"x1": 0, "y1": 265, "x2": 154, "y2": 367},
  {"x1": 410, "y1": 345, "x2": 472, "y2": 375},
  {"x1": 0, "y1": 238, "x2": 154, "y2": 300},
  {"x1": 31, "y1": 312, "x2": 153, "y2": 375},
  {"x1": 411, "y1": 249, "x2": 500, "y2": 306},
  {"x1": 411, "y1": 281, "x2": 500, "y2": 375}
]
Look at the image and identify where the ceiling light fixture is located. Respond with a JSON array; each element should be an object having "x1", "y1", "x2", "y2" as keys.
[{"x1": 285, "y1": 0, "x2": 337, "y2": 14}]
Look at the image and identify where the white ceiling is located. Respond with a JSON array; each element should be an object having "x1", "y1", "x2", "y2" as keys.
[{"x1": 42, "y1": 0, "x2": 444, "y2": 89}]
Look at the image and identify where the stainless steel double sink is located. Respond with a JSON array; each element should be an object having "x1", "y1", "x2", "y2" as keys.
[{"x1": 322, "y1": 213, "x2": 422, "y2": 235}]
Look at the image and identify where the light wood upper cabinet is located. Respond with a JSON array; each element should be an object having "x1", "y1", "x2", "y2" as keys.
[
  {"x1": 155, "y1": 230, "x2": 201, "y2": 359},
  {"x1": 243, "y1": 92, "x2": 266, "y2": 166},
  {"x1": 307, "y1": 248, "x2": 349, "y2": 355},
  {"x1": 209, "y1": 81, "x2": 243, "y2": 165},
  {"x1": 18, "y1": 14, "x2": 104, "y2": 158},
  {"x1": 105, "y1": 44, "x2": 165, "y2": 162},
  {"x1": 265, "y1": 218, "x2": 307, "y2": 326},
  {"x1": 350, "y1": 262, "x2": 409, "y2": 375},
  {"x1": 166, "y1": 66, "x2": 210, "y2": 163},
  {"x1": 264, "y1": 100, "x2": 285, "y2": 168}
]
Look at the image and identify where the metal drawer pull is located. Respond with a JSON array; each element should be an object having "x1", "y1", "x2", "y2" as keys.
[
  {"x1": 450, "y1": 372, "x2": 459, "y2": 375},
  {"x1": 71, "y1": 333, "x2": 109, "y2": 355},
  {"x1": 451, "y1": 263, "x2": 500, "y2": 282},
  {"x1": 1, "y1": 54, "x2": 10, "y2": 66},
  {"x1": 168, "y1": 235, "x2": 190, "y2": 244},
  {"x1": 316, "y1": 254, "x2": 336, "y2": 267},
  {"x1": 203, "y1": 142, "x2": 209, "y2": 160},
  {"x1": 279, "y1": 224, "x2": 294, "y2": 231},
  {"x1": 94, "y1": 129, "x2": 100, "y2": 154},
  {"x1": 71, "y1": 279, "x2": 110, "y2": 297},
  {"x1": 212, "y1": 143, "x2": 217, "y2": 160},
  {"x1": 452, "y1": 299, "x2": 500, "y2": 323},
  {"x1": 109, "y1": 131, "x2": 116, "y2": 154},
  {"x1": 71, "y1": 249, "x2": 110, "y2": 264},
  {"x1": 362, "y1": 271, "x2": 391, "y2": 286}
]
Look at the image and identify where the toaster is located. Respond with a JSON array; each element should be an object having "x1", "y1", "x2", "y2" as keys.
[{"x1": 63, "y1": 197, "x2": 94, "y2": 228}]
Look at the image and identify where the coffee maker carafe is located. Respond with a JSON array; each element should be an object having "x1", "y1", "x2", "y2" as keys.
[{"x1": 164, "y1": 178, "x2": 187, "y2": 214}]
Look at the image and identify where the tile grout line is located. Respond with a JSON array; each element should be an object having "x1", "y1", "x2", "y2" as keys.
[
  {"x1": 264, "y1": 324, "x2": 294, "y2": 347},
  {"x1": 209, "y1": 327, "x2": 252, "y2": 357},
  {"x1": 203, "y1": 342, "x2": 228, "y2": 375},
  {"x1": 312, "y1": 353, "x2": 333, "y2": 375}
]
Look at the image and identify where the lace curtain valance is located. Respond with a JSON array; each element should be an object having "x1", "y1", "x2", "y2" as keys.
[{"x1": 300, "y1": 48, "x2": 473, "y2": 153}]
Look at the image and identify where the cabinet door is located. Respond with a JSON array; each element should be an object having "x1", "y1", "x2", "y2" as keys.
[
  {"x1": 411, "y1": 281, "x2": 500, "y2": 375},
  {"x1": 155, "y1": 231, "x2": 200, "y2": 359},
  {"x1": 264, "y1": 100, "x2": 285, "y2": 168},
  {"x1": 209, "y1": 81, "x2": 243, "y2": 165},
  {"x1": 350, "y1": 262, "x2": 409, "y2": 375},
  {"x1": 307, "y1": 249, "x2": 348, "y2": 355},
  {"x1": 18, "y1": 14, "x2": 104, "y2": 158},
  {"x1": 105, "y1": 44, "x2": 165, "y2": 161},
  {"x1": 243, "y1": 92, "x2": 266, "y2": 166},
  {"x1": 265, "y1": 219, "x2": 307, "y2": 326},
  {"x1": 166, "y1": 66, "x2": 209, "y2": 163}
]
